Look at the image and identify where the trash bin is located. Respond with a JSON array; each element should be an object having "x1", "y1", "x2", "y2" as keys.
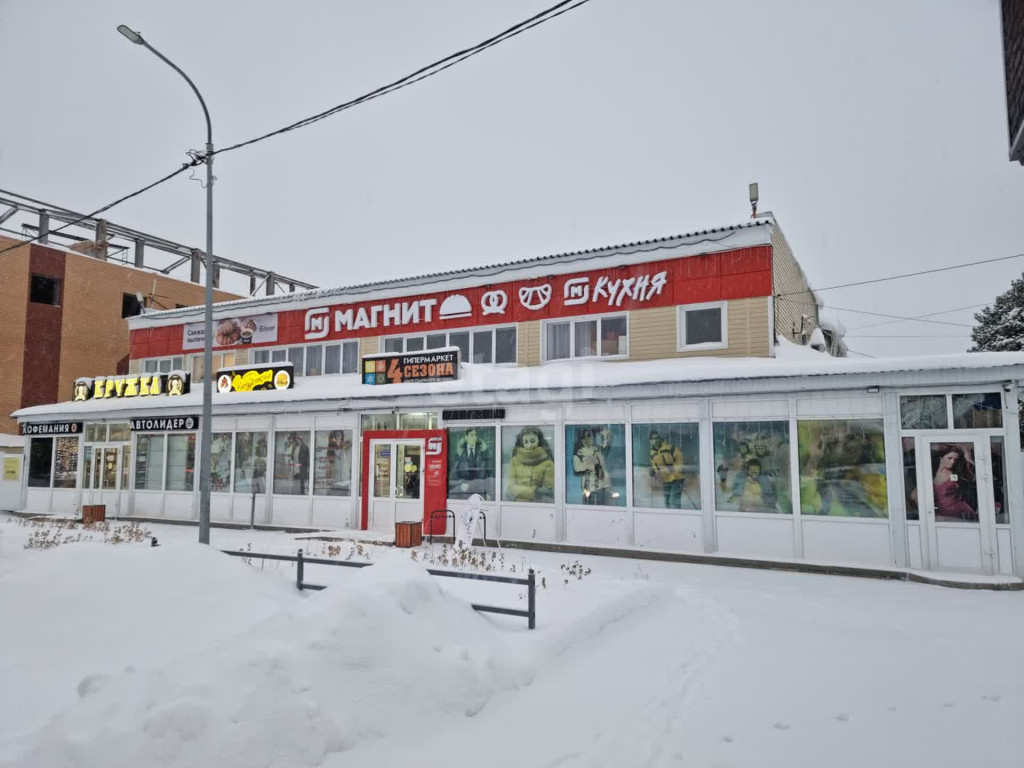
[
  {"x1": 395, "y1": 520, "x2": 422, "y2": 548},
  {"x1": 82, "y1": 504, "x2": 106, "y2": 525}
]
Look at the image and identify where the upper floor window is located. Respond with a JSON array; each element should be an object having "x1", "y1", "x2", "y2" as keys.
[
  {"x1": 191, "y1": 351, "x2": 235, "y2": 382},
  {"x1": 122, "y1": 293, "x2": 144, "y2": 318},
  {"x1": 142, "y1": 356, "x2": 185, "y2": 374},
  {"x1": 253, "y1": 340, "x2": 359, "y2": 377},
  {"x1": 384, "y1": 326, "x2": 516, "y2": 364},
  {"x1": 678, "y1": 301, "x2": 727, "y2": 351},
  {"x1": 30, "y1": 274, "x2": 61, "y2": 306},
  {"x1": 543, "y1": 315, "x2": 627, "y2": 362}
]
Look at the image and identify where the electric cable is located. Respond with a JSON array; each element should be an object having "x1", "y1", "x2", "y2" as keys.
[
  {"x1": 776, "y1": 296, "x2": 974, "y2": 328},
  {"x1": 0, "y1": 162, "x2": 199, "y2": 256},
  {"x1": 848, "y1": 302, "x2": 990, "y2": 331},
  {"x1": 214, "y1": 0, "x2": 595, "y2": 157},
  {"x1": 777, "y1": 251, "x2": 1024, "y2": 297}
]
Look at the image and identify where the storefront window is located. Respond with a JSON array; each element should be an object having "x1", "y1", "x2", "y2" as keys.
[
  {"x1": 52, "y1": 437, "x2": 80, "y2": 489},
  {"x1": 400, "y1": 412, "x2": 436, "y2": 430},
  {"x1": 361, "y1": 413, "x2": 397, "y2": 431},
  {"x1": 991, "y1": 436, "x2": 1008, "y2": 524},
  {"x1": 929, "y1": 442, "x2": 979, "y2": 522},
  {"x1": 233, "y1": 432, "x2": 267, "y2": 494},
  {"x1": 134, "y1": 435, "x2": 165, "y2": 490},
  {"x1": 274, "y1": 431, "x2": 311, "y2": 495},
  {"x1": 166, "y1": 434, "x2": 196, "y2": 492},
  {"x1": 108, "y1": 423, "x2": 131, "y2": 442},
  {"x1": 448, "y1": 426, "x2": 496, "y2": 500},
  {"x1": 713, "y1": 422, "x2": 792, "y2": 514},
  {"x1": 314, "y1": 430, "x2": 353, "y2": 496},
  {"x1": 900, "y1": 395, "x2": 948, "y2": 430},
  {"x1": 83, "y1": 446, "x2": 92, "y2": 489},
  {"x1": 565, "y1": 424, "x2": 626, "y2": 506},
  {"x1": 903, "y1": 437, "x2": 918, "y2": 520},
  {"x1": 210, "y1": 433, "x2": 234, "y2": 492},
  {"x1": 797, "y1": 419, "x2": 887, "y2": 517},
  {"x1": 952, "y1": 393, "x2": 1002, "y2": 429},
  {"x1": 28, "y1": 438, "x2": 53, "y2": 488},
  {"x1": 121, "y1": 445, "x2": 131, "y2": 490},
  {"x1": 85, "y1": 424, "x2": 106, "y2": 443},
  {"x1": 632, "y1": 423, "x2": 701, "y2": 510},
  {"x1": 501, "y1": 425, "x2": 556, "y2": 504}
]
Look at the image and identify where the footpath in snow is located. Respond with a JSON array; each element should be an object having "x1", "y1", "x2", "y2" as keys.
[{"x1": 1, "y1": 514, "x2": 1023, "y2": 767}]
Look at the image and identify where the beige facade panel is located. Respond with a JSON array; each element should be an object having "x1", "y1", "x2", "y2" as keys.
[
  {"x1": 360, "y1": 336, "x2": 379, "y2": 358},
  {"x1": 629, "y1": 298, "x2": 771, "y2": 361},
  {"x1": 771, "y1": 223, "x2": 818, "y2": 345},
  {"x1": 519, "y1": 321, "x2": 540, "y2": 366}
]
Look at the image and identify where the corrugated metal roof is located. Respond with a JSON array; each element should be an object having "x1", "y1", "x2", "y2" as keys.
[{"x1": 132, "y1": 218, "x2": 771, "y2": 322}]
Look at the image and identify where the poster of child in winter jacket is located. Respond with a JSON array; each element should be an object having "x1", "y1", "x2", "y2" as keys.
[
  {"x1": 713, "y1": 421, "x2": 792, "y2": 514},
  {"x1": 564, "y1": 424, "x2": 626, "y2": 506},
  {"x1": 632, "y1": 423, "x2": 701, "y2": 510},
  {"x1": 448, "y1": 426, "x2": 496, "y2": 500},
  {"x1": 502, "y1": 425, "x2": 555, "y2": 503}
]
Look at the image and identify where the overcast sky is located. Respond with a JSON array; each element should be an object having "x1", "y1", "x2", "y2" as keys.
[{"x1": 2, "y1": 0, "x2": 1022, "y2": 358}]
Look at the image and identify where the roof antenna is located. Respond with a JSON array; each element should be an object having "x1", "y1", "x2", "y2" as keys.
[{"x1": 749, "y1": 182, "x2": 759, "y2": 218}]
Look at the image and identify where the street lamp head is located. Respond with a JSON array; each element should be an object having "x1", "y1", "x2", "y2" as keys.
[{"x1": 117, "y1": 25, "x2": 145, "y2": 45}]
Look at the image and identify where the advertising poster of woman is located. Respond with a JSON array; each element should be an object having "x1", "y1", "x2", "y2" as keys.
[
  {"x1": 502, "y1": 426, "x2": 555, "y2": 503},
  {"x1": 930, "y1": 443, "x2": 979, "y2": 522},
  {"x1": 314, "y1": 430, "x2": 352, "y2": 497},
  {"x1": 565, "y1": 424, "x2": 626, "y2": 506}
]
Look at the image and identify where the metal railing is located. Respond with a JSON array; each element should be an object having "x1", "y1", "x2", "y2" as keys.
[{"x1": 221, "y1": 547, "x2": 535, "y2": 629}]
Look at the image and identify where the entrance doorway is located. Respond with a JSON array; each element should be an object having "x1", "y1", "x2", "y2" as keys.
[
  {"x1": 85, "y1": 443, "x2": 130, "y2": 517},
  {"x1": 369, "y1": 439, "x2": 424, "y2": 534},
  {"x1": 910, "y1": 436, "x2": 1001, "y2": 574}
]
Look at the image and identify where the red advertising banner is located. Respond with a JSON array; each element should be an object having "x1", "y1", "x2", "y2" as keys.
[{"x1": 132, "y1": 246, "x2": 771, "y2": 359}]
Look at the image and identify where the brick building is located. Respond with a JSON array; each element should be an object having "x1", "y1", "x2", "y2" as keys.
[{"x1": 0, "y1": 235, "x2": 239, "y2": 435}]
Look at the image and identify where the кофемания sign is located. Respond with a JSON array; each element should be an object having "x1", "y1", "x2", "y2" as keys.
[
  {"x1": 20, "y1": 421, "x2": 83, "y2": 436},
  {"x1": 73, "y1": 373, "x2": 190, "y2": 401}
]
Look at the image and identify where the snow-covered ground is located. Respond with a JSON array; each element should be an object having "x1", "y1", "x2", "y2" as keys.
[{"x1": 2, "y1": 513, "x2": 1022, "y2": 767}]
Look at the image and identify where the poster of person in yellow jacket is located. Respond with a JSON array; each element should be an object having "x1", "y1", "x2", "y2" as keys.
[
  {"x1": 798, "y1": 419, "x2": 888, "y2": 517},
  {"x1": 632, "y1": 424, "x2": 701, "y2": 509}
]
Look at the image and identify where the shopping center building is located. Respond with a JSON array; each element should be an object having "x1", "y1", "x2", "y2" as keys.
[{"x1": 11, "y1": 215, "x2": 1024, "y2": 577}]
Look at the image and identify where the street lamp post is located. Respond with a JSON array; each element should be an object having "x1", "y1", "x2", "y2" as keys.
[{"x1": 118, "y1": 25, "x2": 214, "y2": 544}]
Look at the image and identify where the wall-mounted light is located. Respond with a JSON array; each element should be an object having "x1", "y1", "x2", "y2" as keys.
[
  {"x1": 866, "y1": 386, "x2": 880, "y2": 394},
  {"x1": 1002, "y1": 380, "x2": 1014, "y2": 393}
]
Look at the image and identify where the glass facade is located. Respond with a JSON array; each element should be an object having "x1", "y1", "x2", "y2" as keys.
[
  {"x1": 448, "y1": 426, "x2": 496, "y2": 501},
  {"x1": 632, "y1": 423, "x2": 701, "y2": 510},
  {"x1": 209, "y1": 433, "x2": 234, "y2": 492},
  {"x1": 314, "y1": 430, "x2": 353, "y2": 496},
  {"x1": 501, "y1": 425, "x2": 556, "y2": 503},
  {"x1": 274, "y1": 431, "x2": 311, "y2": 495},
  {"x1": 797, "y1": 419, "x2": 887, "y2": 517},
  {"x1": 234, "y1": 432, "x2": 268, "y2": 494},
  {"x1": 565, "y1": 424, "x2": 627, "y2": 506},
  {"x1": 713, "y1": 421, "x2": 792, "y2": 514}
]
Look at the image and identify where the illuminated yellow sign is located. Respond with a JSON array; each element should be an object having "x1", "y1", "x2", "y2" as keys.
[{"x1": 72, "y1": 373, "x2": 190, "y2": 401}]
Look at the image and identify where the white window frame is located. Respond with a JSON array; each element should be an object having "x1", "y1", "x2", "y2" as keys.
[
  {"x1": 383, "y1": 325, "x2": 518, "y2": 366},
  {"x1": 141, "y1": 355, "x2": 185, "y2": 374},
  {"x1": 677, "y1": 301, "x2": 728, "y2": 352},
  {"x1": 251, "y1": 341, "x2": 360, "y2": 376},
  {"x1": 541, "y1": 313, "x2": 628, "y2": 363}
]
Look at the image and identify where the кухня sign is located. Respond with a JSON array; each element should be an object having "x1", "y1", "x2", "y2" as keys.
[{"x1": 362, "y1": 349, "x2": 459, "y2": 385}]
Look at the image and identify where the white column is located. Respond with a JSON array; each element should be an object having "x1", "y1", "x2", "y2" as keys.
[
  {"x1": 882, "y1": 391, "x2": 909, "y2": 568},
  {"x1": 1002, "y1": 387, "x2": 1024, "y2": 577},
  {"x1": 699, "y1": 397, "x2": 717, "y2": 553}
]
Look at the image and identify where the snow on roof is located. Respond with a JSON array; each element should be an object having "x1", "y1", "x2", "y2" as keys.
[
  {"x1": 129, "y1": 219, "x2": 773, "y2": 328},
  {"x1": 14, "y1": 347, "x2": 1024, "y2": 421},
  {"x1": 0, "y1": 433, "x2": 25, "y2": 448}
]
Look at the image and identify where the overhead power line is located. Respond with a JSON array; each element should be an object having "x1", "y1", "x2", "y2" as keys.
[
  {"x1": 215, "y1": 0, "x2": 595, "y2": 156},
  {"x1": 848, "y1": 302, "x2": 989, "y2": 331},
  {"x1": 778, "y1": 296, "x2": 974, "y2": 328},
  {"x1": 777, "y1": 251, "x2": 1024, "y2": 297},
  {"x1": 0, "y1": 162, "x2": 198, "y2": 256},
  {"x1": 2, "y1": 1, "x2": 594, "y2": 258}
]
